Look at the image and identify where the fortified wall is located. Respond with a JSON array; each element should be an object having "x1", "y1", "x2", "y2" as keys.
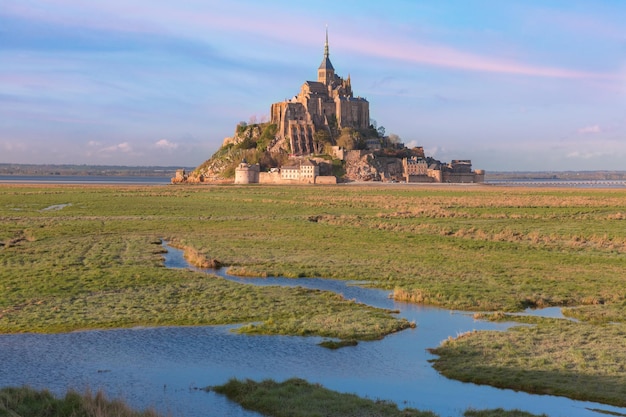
[{"x1": 235, "y1": 159, "x2": 336, "y2": 185}]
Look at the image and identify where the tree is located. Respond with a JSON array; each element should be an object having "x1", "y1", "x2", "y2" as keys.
[
  {"x1": 387, "y1": 133, "x2": 402, "y2": 148},
  {"x1": 336, "y1": 127, "x2": 356, "y2": 150},
  {"x1": 236, "y1": 121, "x2": 248, "y2": 134},
  {"x1": 313, "y1": 130, "x2": 331, "y2": 154}
]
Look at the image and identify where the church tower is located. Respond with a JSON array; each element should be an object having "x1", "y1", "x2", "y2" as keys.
[{"x1": 317, "y1": 28, "x2": 335, "y2": 86}]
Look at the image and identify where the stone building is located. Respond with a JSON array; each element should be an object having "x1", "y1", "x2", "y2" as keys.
[
  {"x1": 402, "y1": 157, "x2": 428, "y2": 180},
  {"x1": 234, "y1": 160, "x2": 260, "y2": 184},
  {"x1": 280, "y1": 159, "x2": 319, "y2": 183},
  {"x1": 400, "y1": 157, "x2": 485, "y2": 183},
  {"x1": 441, "y1": 160, "x2": 485, "y2": 183},
  {"x1": 270, "y1": 30, "x2": 369, "y2": 155}
]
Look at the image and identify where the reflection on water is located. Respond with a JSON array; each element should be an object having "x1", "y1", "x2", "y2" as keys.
[{"x1": 1, "y1": 244, "x2": 623, "y2": 417}]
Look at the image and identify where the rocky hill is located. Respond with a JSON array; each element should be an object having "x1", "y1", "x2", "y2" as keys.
[
  {"x1": 183, "y1": 121, "x2": 427, "y2": 183},
  {"x1": 189, "y1": 122, "x2": 289, "y2": 181}
]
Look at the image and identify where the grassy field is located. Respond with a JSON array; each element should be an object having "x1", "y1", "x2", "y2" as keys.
[
  {"x1": 210, "y1": 378, "x2": 548, "y2": 417},
  {"x1": 0, "y1": 184, "x2": 411, "y2": 340},
  {"x1": 0, "y1": 386, "x2": 161, "y2": 417},
  {"x1": 2, "y1": 184, "x2": 624, "y2": 314},
  {"x1": 1, "y1": 183, "x2": 626, "y2": 406},
  {"x1": 430, "y1": 314, "x2": 626, "y2": 407}
]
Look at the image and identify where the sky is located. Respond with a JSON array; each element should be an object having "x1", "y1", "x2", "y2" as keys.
[{"x1": 1, "y1": 1, "x2": 625, "y2": 171}]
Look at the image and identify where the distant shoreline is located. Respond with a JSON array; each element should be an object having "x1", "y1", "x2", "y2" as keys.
[
  {"x1": 0, "y1": 163, "x2": 192, "y2": 177},
  {"x1": 2, "y1": 164, "x2": 626, "y2": 182},
  {"x1": 1, "y1": 176, "x2": 625, "y2": 189},
  {"x1": 486, "y1": 170, "x2": 626, "y2": 181},
  {"x1": 0, "y1": 175, "x2": 172, "y2": 185}
]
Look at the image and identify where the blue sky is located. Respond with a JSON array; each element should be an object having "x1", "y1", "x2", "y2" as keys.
[{"x1": 1, "y1": 1, "x2": 625, "y2": 171}]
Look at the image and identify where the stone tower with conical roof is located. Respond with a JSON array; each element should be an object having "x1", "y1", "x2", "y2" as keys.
[{"x1": 270, "y1": 30, "x2": 370, "y2": 155}]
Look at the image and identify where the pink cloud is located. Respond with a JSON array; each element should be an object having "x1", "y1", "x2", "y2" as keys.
[
  {"x1": 339, "y1": 35, "x2": 615, "y2": 80},
  {"x1": 578, "y1": 125, "x2": 602, "y2": 134},
  {"x1": 101, "y1": 142, "x2": 132, "y2": 153},
  {"x1": 155, "y1": 139, "x2": 178, "y2": 150},
  {"x1": 5, "y1": 1, "x2": 619, "y2": 83}
]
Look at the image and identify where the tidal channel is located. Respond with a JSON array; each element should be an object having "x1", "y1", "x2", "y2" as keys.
[{"x1": 1, "y1": 243, "x2": 624, "y2": 417}]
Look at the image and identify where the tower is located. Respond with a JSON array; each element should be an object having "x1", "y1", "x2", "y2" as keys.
[{"x1": 317, "y1": 27, "x2": 335, "y2": 86}]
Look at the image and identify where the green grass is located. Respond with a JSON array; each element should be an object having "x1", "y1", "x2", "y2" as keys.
[
  {"x1": 0, "y1": 185, "x2": 411, "y2": 340},
  {"x1": 210, "y1": 378, "x2": 548, "y2": 417},
  {"x1": 1, "y1": 184, "x2": 625, "y2": 327},
  {"x1": 211, "y1": 378, "x2": 437, "y2": 417},
  {"x1": 429, "y1": 314, "x2": 626, "y2": 407},
  {"x1": 464, "y1": 410, "x2": 548, "y2": 417},
  {"x1": 2, "y1": 183, "x2": 626, "y2": 405},
  {"x1": 0, "y1": 386, "x2": 160, "y2": 417}
]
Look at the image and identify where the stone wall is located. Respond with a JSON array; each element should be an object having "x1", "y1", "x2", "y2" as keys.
[
  {"x1": 442, "y1": 172, "x2": 478, "y2": 183},
  {"x1": 315, "y1": 176, "x2": 337, "y2": 184},
  {"x1": 407, "y1": 175, "x2": 435, "y2": 183},
  {"x1": 258, "y1": 172, "x2": 330, "y2": 185}
]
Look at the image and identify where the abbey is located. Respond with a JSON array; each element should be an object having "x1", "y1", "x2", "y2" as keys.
[
  {"x1": 173, "y1": 30, "x2": 484, "y2": 184},
  {"x1": 270, "y1": 30, "x2": 370, "y2": 155}
]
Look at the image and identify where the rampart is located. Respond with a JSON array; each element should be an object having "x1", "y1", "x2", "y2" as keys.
[{"x1": 258, "y1": 172, "x2": 336, "y2": 184}]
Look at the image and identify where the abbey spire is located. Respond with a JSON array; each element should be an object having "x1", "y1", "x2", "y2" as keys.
[{"x1": 317, "y1": 27, "x2": 335, "y2": 85}]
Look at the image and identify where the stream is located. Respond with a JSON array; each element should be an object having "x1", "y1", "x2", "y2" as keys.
[{"x1": 1, "y1": 243, "x2": 624, "y2": 417}]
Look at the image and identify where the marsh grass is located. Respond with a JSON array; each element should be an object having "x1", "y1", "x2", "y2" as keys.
[
  {"x1": 0, "y1": 185, "x2": 411, "y2": 339},
  {"x1": 0, "y1": 386, "x2": 161, "y2": 417},
  {"x1": 211, "y1": 378, "x2": 437, "y2": 417},
  {"x1": 429, "y1": 315, "x2": 626, "y2": 407},
  {"x1": 464, "y1": 410, "x2": 548, "y2": 417},
  {"x1": 1, "y1": 184, "x2": 625, "y2": 329},
  {"x1": 210, "y1": 378, "x2": 549, "y2": 417},
  {"x1": 2, "y1": 184, "x2": 626, "y2": 402}
]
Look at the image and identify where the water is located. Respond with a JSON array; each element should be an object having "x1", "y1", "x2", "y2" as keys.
[
  {"x1": 0, "y1": 175, "x2": 172, "y2": 185},
  {"x1": 1, "y1": 244, "x2": 624, "y2": 417},
  {"x1": 486, "y1": 179, "x2": 626, "y2": 188}
]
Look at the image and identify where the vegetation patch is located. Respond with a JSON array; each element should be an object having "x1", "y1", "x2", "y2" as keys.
[
  {"x1": 0, "y1": 185, "x2": 410, "y2": 340},
  {"x1": 210, "y1": 378, "x2": 437, "y2": 417},
  {"x1": 429, "y1": 317, "x2": 626, "y2": 407},
  {"x1": 318, "y1": 339, "x2": 359, "y2": 349},
  {"x1": 464, "y1": 410, "x2": 548, "y2": 417},
  {"x1": 210, "y1": 378, "x2": 549, "y2": 417},
  {"x1": 0, "y1": 386, "x2": 160, "y2": 417},
  {"x1": 1, "y1": 184, "x2": 626, "y2": 404}
]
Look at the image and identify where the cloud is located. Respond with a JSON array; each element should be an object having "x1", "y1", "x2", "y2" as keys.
[
  {"x1": 342, "y1": 34, "x2": 617, "y2": 80},
  {"x1": 101, "y1": 142, "x2": 132, "y2": 153},
  {"x1": 1, "y1": 140, "x2": 28, "y2": 152},
  {"x1": 566, "y1": 150, "x2": 611, "y2": 160},
  {"x1": 155, "y1": 139, "x2": 178, "y2": 150},
  {"x1": 578, "y1": 125, "x2": 602, "y2": 134},
  {"x1": 5, "y1": 1, "x2": 615, "y2": 82}
]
